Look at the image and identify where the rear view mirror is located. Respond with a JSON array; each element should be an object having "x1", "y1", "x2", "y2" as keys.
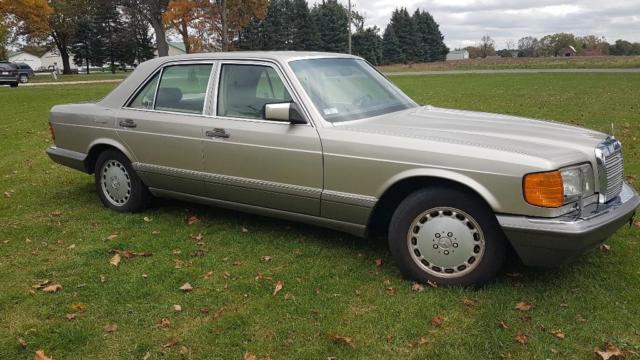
[{"x1": 263, "y1": 102, "x2": 307, "y2": 125}]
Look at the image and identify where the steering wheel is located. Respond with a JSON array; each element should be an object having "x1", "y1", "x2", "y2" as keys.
[{"x1": 354, "y1": 94, "x2": 374, "y2": 107}]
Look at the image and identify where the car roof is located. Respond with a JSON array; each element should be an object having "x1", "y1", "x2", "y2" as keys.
[{"x1": 157, "y1": 51, "x2": 359, "y2": 63}]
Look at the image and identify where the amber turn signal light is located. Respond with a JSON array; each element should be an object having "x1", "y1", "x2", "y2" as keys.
[
  {"x1": 523, "y1": 171, "x2": 564, "y2": 208},
  {"x1": 49, "y1": 122, "x2": 55, "y2": 141}
]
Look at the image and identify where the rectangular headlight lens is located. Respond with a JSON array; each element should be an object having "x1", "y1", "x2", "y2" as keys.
[{"x1": 560, "y1": 164, "x2": 595, "y2": 202}]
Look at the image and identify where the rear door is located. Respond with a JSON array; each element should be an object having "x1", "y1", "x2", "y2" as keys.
[
  {"x1": 115, "y1": 61, "x2": 215, "y2": 196},
  {"x1": 201, "y1": 61, "x2": 323, "y2": 216}
]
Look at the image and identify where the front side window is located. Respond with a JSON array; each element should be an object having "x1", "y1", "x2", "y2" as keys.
[
  {"x1": 289, "y1": 58, "x2": 416, "y2": 122},
  {"x1": 217, "y1": 64, "x2": 292, "y2": 120},
  {"x1": 154, "y1": 64, "x2": 213, "y2": 114}
]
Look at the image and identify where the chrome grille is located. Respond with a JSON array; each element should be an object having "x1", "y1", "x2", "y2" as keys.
[{"x1": 595, "y1": 137, "x2": 623, "y2": 203}]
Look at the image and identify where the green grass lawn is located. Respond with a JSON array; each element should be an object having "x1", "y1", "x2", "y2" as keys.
[
  {"x1": 1, "y1": 74, "x2": 640, "y2": 359},
  {"x1": 29, "y1": 72, "x2": 129, "y2": 83}
]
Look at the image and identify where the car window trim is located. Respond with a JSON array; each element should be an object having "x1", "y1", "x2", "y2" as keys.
[{"x1": 212, "y1": 60, "x2": 313, "y2": 127}]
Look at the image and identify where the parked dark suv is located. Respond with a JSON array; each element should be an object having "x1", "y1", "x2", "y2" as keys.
[
  {"x1": 16, "y1": 63, "x2": 34, "y2": 83},
  {"x1": 0, "y1": 62, "x2": 19, "y2": 87}
]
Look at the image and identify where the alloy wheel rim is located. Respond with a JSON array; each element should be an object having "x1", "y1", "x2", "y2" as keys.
[
  {"x1": 101, "y1": 160, "x2": 131, "y2": 206},
  {"x1": 406, "y1": 207, "x2": 485, "y2": 278}
]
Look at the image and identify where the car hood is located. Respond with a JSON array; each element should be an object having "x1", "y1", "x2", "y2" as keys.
[{"x1": 335, "y1": 106, "x2": 607, "y2": 164}]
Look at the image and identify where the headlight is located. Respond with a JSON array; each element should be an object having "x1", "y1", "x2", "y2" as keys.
[{"x1": 523, "y1": 164, "x2": 595, "y2": 208}]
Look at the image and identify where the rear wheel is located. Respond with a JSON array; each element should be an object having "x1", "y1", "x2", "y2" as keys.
[
  {"x1": 10, "y1": 82, "x2": 18, "y2": 88},
  {"x1": 388, "y1": 187, "x2": 506, "y2": 286},
  {"x1": 95, "y1": 149, "x2": 151, "y2": 212}
]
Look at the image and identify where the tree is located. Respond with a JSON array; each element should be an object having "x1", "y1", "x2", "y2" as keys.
[
  {"x1": 412, "y1": 9, "x2": 448, "y2": 62},
  {"x1": 538, "y1": 32, "x2": 577, "y2": 57},
  {"x1": 121, "y1": 6, "x2": 155, "y2": 64},
  {"x1": 122, "y1": 0, "x2": 170, "y2": 56},
  {"x1": 352, "y1": 26, "x2": 382, "y2": 64},
  {"x1": 517, "y1": 36, "x2": 538, "y2": 57},
  {"x1": 382, "y1": 25, "x2": 403, "y2": 64},
  {"x1": 479, "y1": 35, "x2": 495, "y2": 58},
  {"x1": 389, "y1": 7, "x2": 417, "y2": 62},
  {"x1": 70, "y1": 13, "x2": 101, "y2": 73},
  {"x1": 311, "y1": 0, "x2": 349, "y2": 53},
  {"x1": 609, "y1": 39, "x2": 640, "y2": 56},
  {"x1": 290, "y1": 0, "x2": 319, "y2": 50},
  {"x1": 163, "y1": 0, "x2": 208, "y2": 53}
]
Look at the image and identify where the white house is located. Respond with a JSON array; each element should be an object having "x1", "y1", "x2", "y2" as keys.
[
  {"x1": 446, "y1": 49, "x2": 470, "y2": 61},
  {"x1": 8, "y1": 51, "x2": 42, "y2": 70},
  {"x1": 154, "y1": 42, "x2": 187, "y2": 57},
  {"x1": 40, "y1": 49, "x2": 78, "y2": 71}
]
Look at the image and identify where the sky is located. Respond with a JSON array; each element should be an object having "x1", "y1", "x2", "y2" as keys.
[{"x1": 313, "y1": 0, "x2": 640, "y2": 49}]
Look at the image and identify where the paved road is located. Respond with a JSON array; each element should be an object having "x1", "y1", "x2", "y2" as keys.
[
  {"x1": 385, "y1": 68, "x2": 640, "y2": 76},
  {"x1": 23, "y1": 79, "x2": 124, "y2": 86}
]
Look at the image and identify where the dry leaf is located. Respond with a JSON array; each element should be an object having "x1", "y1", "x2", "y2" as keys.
[
  {"x1": 515, "y1": 302, "x2": 533, "y2": 311},
  {"x1": 32, "y1": 280, "x2": 51, "y2": 289},
  {"x1": 260, "y1": 255, "x2": 272, "y2": 262},
  {"x1": 411, "y1": 283, "x2": 424, "y2": 292},
  {"x1": 70, "y1": 303, "x2": 88, "y2": 312},
  {"x1": 386, "y1": 287, "x2": 396, "y2": 296},
  {"x1": 109, "y1": 253, "x2": 121, "y2": 267},
  {"x1": 50, "y1": 211, "x2": 62, "y2": 217},
  {"x1": 143, "y1": 216, "x2": 152, "y2": 222},
  {"x1": 551, "y1": 329, "x2": 565, "y2": 339},
  {"x1": 515, "y1": 333, "x2": 528, "y2": 345},
  {"x1": 180, "y1": 346, "x2": 189, "y2": 355},
  {"x1": 463, "y1": 297, "x2": 477, "y2": 307},
  {"x1": 158, "y1": 318, "x2": 170, "y2": 328},
  {"x1": 374, "y1": 258, "x2": 383, "y2": 267},
  {"x1": 186, "y1": 215, "x2": 200, "y2": 225},
  {"x1": 142, "y1": 352, "x2": 150, "y2": 360},
  {"x1": 34, "y1": 350, "x2": 52, "y2": 360},
  {"x1": 427, "y1": 280, "x2": 438, "y2": 288},
  {"x1": 161, "y1": 339, "x2": 179, "y2": 348},
  {"x1": 105, "y1": 234, "x2": 118, "y2": 241},
  {"x1": 284, "y1": 293, "x2": 294, "y2": 301},
  {"x1": 17, "y1": 337, "x2": 27, "y2": 349},
  {"x1": 273, "y1": 280, "x2": 284, "y2": 296},
  {"x1": 65, "y1": 313, "x2": 78, "y2": 320},
  {"x1": 431, "y1": 315, "x2": 445, "y2": 327},
  {"x1": 189, "y1": 233, "x2": 203, "y2": 241},
  {"x1": 244, "y1": 352, "x2": 257, "y2": 360},
  {"x1": 3, "y1": 191, "x2": 12, "y2": 198},
  {"x1": 113, "y1": 249, "x2": 153, "y2": 258},
  {"x1": 497, "y1": 320, "x2": 509, "y2": 329},
  {"x1": 204, "y1": 271, "x2": 214, "y2": 279},
  {"x1": 99, "y1": 274, "x2": 106, "y2": 283},
  {"x1": 173, "y1": 304, "x2": 182, "y2": 312},
  {"x1": 594, "y1": 343, "x2": 625, "y2": 360},
  {"x1": 600, "y1": 244, "x2": 611, "y2": 253},
  {"x1": 103, "y1": 324, "x2": 118, "y2": 333},
  {"x1": 333, "y1": 335, "x2": 355, "y2": 348},
  {"x1": 179, "y1": 283, "x2": 193, "y2": 292},
  {"x1": 409, "y1": 336, "x2": 430, "y2": 348},
  {"x1": 42, "y1": 284, "x2": 62, "y2": 293},
  {"x1": 241, "y1": 227, "x2": 249, "y2": 233},
  {"x1": 151, "y1": 230, "x2": 160, "y2": 235}
]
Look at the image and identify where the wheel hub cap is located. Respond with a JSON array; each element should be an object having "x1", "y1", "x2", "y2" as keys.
[
  {"x1": 407, "y1": 207, "x2": 485, "y2": 278},
  {"x1": 101, "y1": 160, "x2": 131, "y2": 206}
]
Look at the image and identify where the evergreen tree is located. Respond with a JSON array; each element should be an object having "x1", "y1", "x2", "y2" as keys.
[
  {"x1": 262, "y1": 0, "x2": 291, "y2": 50},
  {"x1": 352, "y1": 26, "x2": 382, "y2": 65},
  {"x1": 290, "y1": 0, "x2": 319, "y2": 50},
  {"x1": 70, "y1": 14, "x2": 103, "y2": 73},
  {"x1": 310, "y1": 0, "x2": 348, "y2": 53},
  {"x1": 412, "y1": 9, "x2": 448, "y2": 62},
  {"x1": 389, "y1": 7, "x2": 417, "y2": 63},
  {"x1": 382, "y1": 25, "x2": 403, "y2": 64}
]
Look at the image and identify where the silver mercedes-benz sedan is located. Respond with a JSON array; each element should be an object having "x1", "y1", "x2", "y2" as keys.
[{"x1": 46, "y1": 52, "x2": 639, "y2": 286}]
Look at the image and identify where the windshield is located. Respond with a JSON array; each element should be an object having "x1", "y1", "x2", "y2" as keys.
[{"x1": 289, "y1": 58, "x2": 416, "y2": 123}]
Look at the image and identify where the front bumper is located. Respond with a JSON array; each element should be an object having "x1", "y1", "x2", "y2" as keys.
[
  {"x1": 46, "y1": 146, "x2": 88, "y2": 173},
  {"x1": 498, "y1": 182, "x2": 639, "y2": 266}
]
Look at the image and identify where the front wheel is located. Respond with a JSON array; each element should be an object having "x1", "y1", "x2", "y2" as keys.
[
  {"x1": 95, "y1": 149, "x2": 151, "y2": 212},
  {"x1": 19, "y1": 74, "x2": 29, "y2": 83},
  {"x1": 388, "y1": 187, "x2": 506, "y2": 286}
]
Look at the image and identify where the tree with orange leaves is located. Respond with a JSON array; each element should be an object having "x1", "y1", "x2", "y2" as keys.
[{"x1": 163, "y1": 0, "x2": 208, "y2": 54}]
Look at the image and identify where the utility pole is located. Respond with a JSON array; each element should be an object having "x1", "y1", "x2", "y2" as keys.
[{"x1": 347, "y1": 0, "x2": 352, "y2": 54}]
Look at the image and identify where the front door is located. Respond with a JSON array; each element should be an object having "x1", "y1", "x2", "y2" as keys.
[
  {"x1": 116, "y1": 62, "x2": 215, "y2": 196},
  {"x1": 202, "y1": 62, "x2": 323, "y2": 216}
]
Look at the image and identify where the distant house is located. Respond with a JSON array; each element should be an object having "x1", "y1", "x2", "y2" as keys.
[
  {"x1": 154, "y1": 42, "x2": 187, "y2": 57},
  {"x1": 40, "y1": 49, "x2": 78, "y2": 71},
  {"x1": 446, "y1": 49, "x2": 469, "y2": 61},
  {"x1": 559, "y1": 46, "x2": 577, "y2": 57},
  {"x1": 8, "y1": 51, "x2": 42, "y2": 70}
]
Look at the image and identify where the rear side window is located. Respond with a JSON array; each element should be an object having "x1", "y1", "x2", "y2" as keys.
[
  {"x1": 128, "y1": 72, "x2": 160, "y2": 110},
  {"x1": 154, "y1": 64, "x2": 213, "y2": 114},
  {"x1": 217, "y1": 64, "x2": 292, "y2": 119}
]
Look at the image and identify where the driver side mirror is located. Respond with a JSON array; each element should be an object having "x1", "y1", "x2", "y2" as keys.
[{"x1": 263, "y1": 102, "x2": 307, "y2": 125}]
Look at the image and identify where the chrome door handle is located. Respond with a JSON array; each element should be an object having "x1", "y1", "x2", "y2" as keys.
[
  {"x1": 206, "y1": 128, "x2": 229, "y2": 138},
  {"x1": 118, "y1": 119, "x2": 137, "y2": 128}
]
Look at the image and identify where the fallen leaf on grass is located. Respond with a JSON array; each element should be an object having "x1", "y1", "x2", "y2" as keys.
[
  {"x1": 109, "y1": 253, "x2": 121, "y2": 267},
  {"x1": 179, "y1": 283, "x2": 193, "y2": 292},
  {"x1": 260, "y1": 255, "x2": 272, "y2": 262},
  {"x1": 65, "y1": 313, "x2": 78, "y2": 320},
  {"x1": 112, "y1": 249, "x2": 153, "y2": 258},
  {"x1": 333, "y1": 335, "x2": 355, "y2": 348},
  {"x1": 99, "y1": 275, "x2": 106, "y2": 283},
  {"x1": 186, "y1": 215, "x2": 200, "y2": 225},
  {"x1": 244, "y1": 352, "x2": 257, "y2": 360},
  {"x1": 151, "y1": 230, "x2": 160, "y2": 235},
  {"x1": 551, "y1": 329, "x2": 565, "y2": 339},
  {"x1": 189, "y1": 233, "x2": 203, "y2": 241},
  {"x1": 31, "y1": 280, "x2": 51, "y2": 289},
  {"x1": 515, "y1": 302, "x2": 533, "y2": 311},
  {"x1": 142, "y1": 352, "x2": 150, "y2": 360},
  {"x1": 386, "y1": 287, "x2": 396, "y2": 296},
  {"x1": 431, "y1": 315, "x2": 445, "y2": 327},
  {"x1": 241, "y1": 227, "x2": 249, "y2": 233},
  {"x1": 284, "y1": 293, "x2": 294, "y2": 301},
  {"x1": 594, "y1": 342, "x2": 625, "y2": 360},
  {"x1": 17, "y1": 337, "x2": 27, "y2": 349},
  {"x1": 42, "y1": 284, "x2": 62, "y2": 293},
  {"x1": 158, "y1": 318, "x2": 170, "y2": 328},
  {"x1": 203, "y1": 271, "x2": 214, "y2": 279},
  {"x1": 161, "y1": 339, "x2": 179, "y2": 348},
  {"x1": 3, "y1": 191, "x2": 12, "y2": 198},
  {"x1": 105, "y1": 234, "x2": 118, "y2": 241},
  {"x1": 103, "y1": 324, "x2": 118, "y2": 333},
  {"x1": 273, "y1": 280, "x2": 284, "y2": 296},
  {"x1": 600, "y1": 244, "x2": 611, "y2": 253},
  {"x1": 143, "y1": 216, "x2": 152, "y2": 222},
  {"x1": 34, "y1": 350, "x2": 52, "y2": 360},
  {"x1": 497, "y1": 320, "x2": 509, "y2": 329},
  {"x1": 173, "y1": 304, "x2": 182, "y2": 312},
  {"x1": 411, "y1": 283, "x2": 424, "y2": 292},
  {"x1": 409, "y1": 336, "x2": 430, "y2": 348},
  {"x1": 71, "y1": 303, "x2": 88, "y2": 312},
  {"x1": 50, "y1": 211, "x2": 62, "y2": 217},
  {"x1": 374, "y1": 258, "x2": 383, "y2": 267},
  {"x1": 515, "y1": 333, "x2": 528, "y2": 345},
  {"x1": 463, "y1": 298, "x2": 477, "y2": 307}
]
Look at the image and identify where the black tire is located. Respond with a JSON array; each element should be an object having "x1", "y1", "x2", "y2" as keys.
[
  {"x1": 388, "y1": 187, "x2": 506, "y2": 287},
  {"x1": 95, "y1": 149, "x2": 151, "y2": 212},
  {"x1": 10, "y1": 82, "x2": 18, "y2": 88},
  {"x1": 19, "y1": 74, "x2": 29, "y2": 84}
]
